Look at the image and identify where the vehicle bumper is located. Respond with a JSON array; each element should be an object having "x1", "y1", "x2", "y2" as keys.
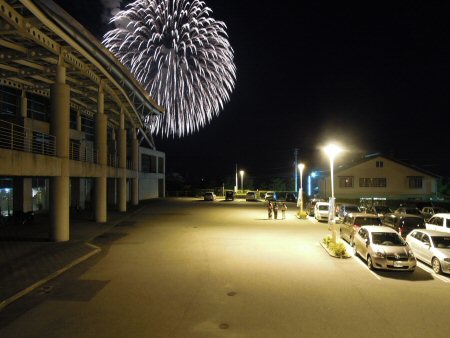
[
  {"x1": 372, "y1": 257, "x2": 416, "y2": 271},
  {"x1": 439, "y1": 260, "x2": 450, "y2": 274}
]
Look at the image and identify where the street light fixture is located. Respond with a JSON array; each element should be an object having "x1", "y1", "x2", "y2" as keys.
[
  {"x1": 324, "y1": 144, "x2": 342, "y2": 243},
  {"x1": 298, "y1": 163, "x2": 305, "y2": 215},
  {"x1": 239, "y1": 170, "x2": 244, "y2": 192}
]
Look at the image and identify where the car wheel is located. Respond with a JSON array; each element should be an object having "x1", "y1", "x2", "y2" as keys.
[
  {"x1": 367, "y1": 255, "x2": 374, "y2": 270},
  {"x1": 432, "y1": 257, "x2": 442, "y2": 274}
]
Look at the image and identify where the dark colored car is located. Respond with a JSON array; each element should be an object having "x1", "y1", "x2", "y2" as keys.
[
  {"x1": 394, "y1": 207, "x2": 422, "y2": 216},
  {"x1": 367, "y1": 205, "x2": 393, "y2": 218},
  {"x1": 382, "y1": 213, "x2": 426, "y2": 238},
  {"x1": 421, "y1": 206, "x2": 448, "y2": 221},
  {"x1": 225, "y1": 190, "x2": 235, "y2": 201}
]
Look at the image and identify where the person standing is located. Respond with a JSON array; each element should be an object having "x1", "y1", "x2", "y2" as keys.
[
  {"x1": 273, "y1": 202, "x2": 279, "y2": 220},
  {"x1": 281, "y1": 202, "x2": 287, "y2": 219},
  {"x1": 267, "y1": 201, "x2": 273, "y2": 219}
]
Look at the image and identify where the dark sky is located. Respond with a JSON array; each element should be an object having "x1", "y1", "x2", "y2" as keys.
[{"x1": 54, "y1": 0, "x2": 450, "y2": 184}]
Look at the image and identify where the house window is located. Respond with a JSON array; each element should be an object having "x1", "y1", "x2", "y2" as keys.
[
  {"x1": 360, "y1": 178, "x2": 387, "y2": 187},
  {"x1": 338, "y1": 176, "x2": 353, "y2": 188},
  {"x1": 376, "y1": 161, "x2": 384, "y2": 168},
  {"x1": 408, "y1": 176, "x2": 423, "y2": 189}
]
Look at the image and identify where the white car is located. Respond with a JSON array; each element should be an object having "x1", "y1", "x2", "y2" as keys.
[
  {"x1": 203, "y1": 192, "x2": 216, "y2": 201},
  {"x1": 425, "y1": 213, "x2": 450, "y2": 234},
  {"x1": 314, "y1": 202, "x2": 329, "y2": 221},
  {"x1": 406, "y1": 229, "x2": 450, "y2": 274}
]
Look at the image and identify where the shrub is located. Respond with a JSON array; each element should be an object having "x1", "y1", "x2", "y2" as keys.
[{"x1": 322, "y1": 236, "x2": 348, "y2": 257}]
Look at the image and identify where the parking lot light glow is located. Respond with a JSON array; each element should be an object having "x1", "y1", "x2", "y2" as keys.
[
  {"x1": 298, "y1": 163, "x2": 305, "y2": 214},
  {"x1": 239, "y1": 170, "x2": 244, "y2": 192}
]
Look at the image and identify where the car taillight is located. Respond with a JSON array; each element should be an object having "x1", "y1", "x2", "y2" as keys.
[{"x1": 353, "y1": 224, "x2": 360, "y2": 230}]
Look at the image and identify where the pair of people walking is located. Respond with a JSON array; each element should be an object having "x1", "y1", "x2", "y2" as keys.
[{"x1": 267, "y1": 201, "x2": 287, "y2": 220}]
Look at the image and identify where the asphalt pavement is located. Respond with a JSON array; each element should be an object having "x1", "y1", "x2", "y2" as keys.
[{"x1": 0, "y1": 202, "x2": 148, "y2": 310}]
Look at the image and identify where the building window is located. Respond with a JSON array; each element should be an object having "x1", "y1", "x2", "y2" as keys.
[
  {"x1": 0, "y1": 85, "x2": 19, "y2": 116},
  {"x1": 376, "y1": 161, "x2": 384, "y2": 168},
  {"x1": 359, "y1": 178, "x2": 387, "y2": 187},
  {"x1": 338, "y1": 176, "x2": 353, "y2": 188},
  {"x1": 27, "y1": 93, "x2": 50, "y2": 122},
  {"x1": 408, "y1": 176, "x2": 423, "y2": 189},
  {"x1": 158, "y1": 157, "x2": 164, "y2": 173}
]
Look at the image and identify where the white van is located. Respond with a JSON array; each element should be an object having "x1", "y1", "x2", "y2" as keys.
[
  {"x1": 425, "y1": 213, "x2": 450, "y2": 233},
  {"x1": 314, "y1": 202, "x2": 330, "y2": 221}
]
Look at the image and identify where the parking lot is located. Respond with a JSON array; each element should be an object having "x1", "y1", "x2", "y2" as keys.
[{"x1": 1, "y1": 198, "x2": 449, "y2": 338}]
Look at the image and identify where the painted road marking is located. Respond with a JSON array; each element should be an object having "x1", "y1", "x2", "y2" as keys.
[{"x1": 417, "y1": 262, "x2": 450, "y2": 283}]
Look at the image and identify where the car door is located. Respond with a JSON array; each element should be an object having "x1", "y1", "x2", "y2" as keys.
[
  {"x1": 359, "y1": 229, "x2": 369, "y2": 258},
  {"x1": 340, "y1": 215, "x2": 351, "y2": 241},
  {"x1": 418, "y1": 233, "x2": 433, "y2": 263}
]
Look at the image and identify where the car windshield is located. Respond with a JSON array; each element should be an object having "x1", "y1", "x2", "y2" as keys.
[
  {"x1": 405, "y1": 208, "x2": 421, "y2": 214},
  {"x1": 371, "y1": 232, "x2": 406, "y2": 246},
  {"x1": 318, "y1": 205, "x2": 328, "y2": 211},
  {"x1": 431, "y1": 236, "x2": 450, "y2": 249},
  {"x1": 346, "y1": 206, "x2": 359, "y2": 212},
  {"x1": 355, "y1": 217, "x2": 382, "y2": 226},
  {"x1": 375, "y1": 206, "x2": 390, "y2": 213},
  {"x1": 400, "y1": 217, "x2": 425, "y2": 227}
]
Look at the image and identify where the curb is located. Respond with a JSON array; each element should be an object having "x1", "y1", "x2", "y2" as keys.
[
  {"x1": 0, "y1": 243, "x2": 100, "y2": 311},
  {"x1": 0, "y1": 203, "x2": 148, "y2": 311},
  {"x1": 320, "y1": 241, "x2": 351, "y2": 259}
]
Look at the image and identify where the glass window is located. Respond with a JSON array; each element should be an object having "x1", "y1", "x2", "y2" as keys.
[
  {"x1": 408, "y1": 176, "x2": 423, "y2": 189},
  {"x1": 359, "y1": 178, "x2": 386, "y2": 187},
  {"x1": 339, "y1": 176, "x2": 353, "y2": 188},
  {"x1": 434, "y1": 217, "x2": 444, "y2": 227}
]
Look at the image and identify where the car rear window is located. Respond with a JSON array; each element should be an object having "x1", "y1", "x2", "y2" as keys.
[
  {"x1": 355, "y1": 217, "x2": 382, "y2": 226},
  {"x1": 318, "y1": 205, "x2": 328, "y2": 211}
]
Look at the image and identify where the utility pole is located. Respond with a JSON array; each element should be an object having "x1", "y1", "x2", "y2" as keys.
[
  {"x1": 235, "y1": 163, "x2": 238, "y2": 192},
  {"x1": 294, "y1": 148, "x2": 298, "y2": 192}
]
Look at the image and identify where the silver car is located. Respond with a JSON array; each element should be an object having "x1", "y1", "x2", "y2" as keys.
[
  {"x1": 406, "y1": 229, "x2": 450, "y2": 274},
  {"x1": 353, "y1": 226, "x2": 416, "y2": 272}
]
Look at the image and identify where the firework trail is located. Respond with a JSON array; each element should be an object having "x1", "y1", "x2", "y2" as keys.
[{"x1": 103, "y1": 0, "x2": 236, "y2": 137}]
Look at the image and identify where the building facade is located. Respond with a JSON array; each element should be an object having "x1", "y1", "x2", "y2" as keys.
[
  {"x1": 0, "y1": 0, "x2": 165, "y2": 241},
  {"x1": 315, "y1": 154, "x2": 439, "y2": 201}
]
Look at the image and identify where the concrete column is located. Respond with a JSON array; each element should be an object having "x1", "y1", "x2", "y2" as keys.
[
  {"x1": 76, "y1": 110, "x2": 82, "y2": 131},
  {"x1": 50, "y1": 64, "x2": 70, "y2": 242},
  {"x1": 118, "y1": 112, "x2": 127, "y2": 212},
  {"x1": 13, "y1": 177, "x2": 32, "y2": 213},
  {"x1": 95, "y1": 87, "x2": 107, "y2": 223},
  {"x1": 20, "y1": 90, "x2": 27, "y2": 118},
  {"x1": 131, "y1": 127, "x2": 139, "y2": 206},
  {"x1": 79, "y1": 178, "x2": 86, "y2": 209}
]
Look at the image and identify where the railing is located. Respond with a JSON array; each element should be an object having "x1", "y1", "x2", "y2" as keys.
[
  {"x1": 69, "y1": 141, "x2": 98, "y2": 163},
  {"x1": 0, "y1": 119, "x2": 55, "y2": 156}
]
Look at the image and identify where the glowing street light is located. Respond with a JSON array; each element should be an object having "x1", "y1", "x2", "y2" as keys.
[
  {"x1": 324, "y1": 144, "x2": 342, "y2": 243},
  {"x1": 239, "y1": 170, "x2": 244, "y2": 192},
  {"x1": 298, "y1": 163, "x2": 305, "y2": 214}
]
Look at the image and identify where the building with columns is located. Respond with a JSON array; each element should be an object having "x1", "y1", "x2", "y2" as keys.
[{"x1": 0, "y1": 0, "x2": 165, "y2": 241}]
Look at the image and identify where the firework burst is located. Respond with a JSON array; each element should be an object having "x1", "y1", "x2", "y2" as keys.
[{"x1": 103, "y1": 0, "x2": 236, "y2": 137}]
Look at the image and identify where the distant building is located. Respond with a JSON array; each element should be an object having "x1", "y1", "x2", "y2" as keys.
[
  {"x1": 0, "y1": 0, "x2": 165, "y2": 241},
  {"x1": 313, "y1": 153, "x2": 439, "y2": 201}
]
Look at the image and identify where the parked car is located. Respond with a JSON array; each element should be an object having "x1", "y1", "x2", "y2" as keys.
[
  {"x1": 264, "y1": 191, "x2": 277, "y2": 201},
  {"x1": 306, "y1": 198, "x2": 325, "y2": 216},
  {"x1": 382, "y1": 213, "x2": 425, "y2": 238},
  {"x1": 421, "y1": 207, "x2": 448, "y2": 221},
  {"x1": 340, "y1": 213, "x2": 382, "y2": 245},
  {"x1": 225, "y1": 190, "x2": 235, "y2": 201},
  {"x1": 353, "y1": 226, "x2": 416, "y2": 272},
  {"x1": 246, "y1": 191, "x2": 258, "y2": 202},
  {"x1": 335, "y1": 203, "x2": 360, "y2": 220},
  {"x1": 394, "y1": 206, "x2": 422, "y2": 216},
  {"x1": 285, "y1": 192, "x2": 297, "y2": 202},
  {"x1": 203, "y1": 192, "x2": 216, "y2": 201},
  {"x1": 367, "y1": 205, "x2": 393, "y2": 218},
  {"x1": 314, "y1": 202, "x2": 329, "y2": 222},
  {"x1": 406, "y1": 229, "x2": 450, "y2": 274},
  {"x1": 425, "y1": 213, "x2": 450, "y2": 234}
]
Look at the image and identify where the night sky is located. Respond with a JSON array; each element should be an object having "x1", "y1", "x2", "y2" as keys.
[{"x1": 54, "y1": 0, "x2": 450, "y2": 187}]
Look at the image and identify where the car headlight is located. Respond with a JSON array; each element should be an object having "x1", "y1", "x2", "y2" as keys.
[
  {"x1": 375, "y1": 249, "x2": 385, "y2": 258},
  {"x1": 408, "y1": 250, "x2": 415, "y2": 258}
]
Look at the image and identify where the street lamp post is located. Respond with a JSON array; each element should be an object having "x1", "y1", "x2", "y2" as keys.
[
  {"x1": 239, "y1": 170, "x2": 244, "y2": 192},
  {"x1": 324, "y1": 144, "x2": 342, "y2": 243},
  {"x1": 298, "y1": 163, "x2": 305, "y2": 215}
]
